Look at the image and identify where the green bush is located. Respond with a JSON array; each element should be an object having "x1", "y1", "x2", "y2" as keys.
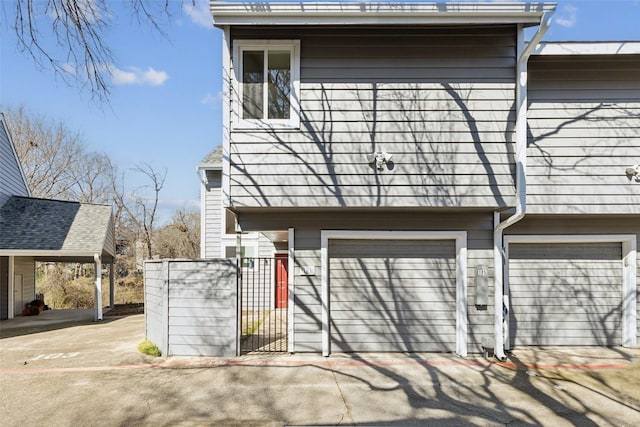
[{"x1": 137, "y1": 340, "x2": 161, "y2": 357}]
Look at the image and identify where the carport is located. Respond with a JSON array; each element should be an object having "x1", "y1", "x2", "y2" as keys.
[{"x1": 0, "y1": 196, "x2": 116, "y2": 321}]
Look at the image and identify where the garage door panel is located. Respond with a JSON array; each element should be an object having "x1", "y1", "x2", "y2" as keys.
[
  {"x1": 331, "y1": 278, "x2": 455, "y2": 290},
  {"x1": 511, "y1": 290, "x2": 621, "y2": 299},
  {"x1": 512, "y1": 300, "x2": 621, "y2": 311},
  {"x1": 509, "y1": 242, "x2": 622, "y2": 347},
  {"x1": 332, "y1": 291, "x2": 457, "y2": 305},
  {"x1": 332, "y1": 339, "x2": 456, "y2": 353},
  {"x1": 511, "y1": 327, "x2": 620, "y2": 340},
  {"x1": 509, "y1": 243, "x2": 622, "y2": 260},
  {"x1": 330, "y1": 241, "x2": 456, "y2": 257},
  {"x1": 330, "y1": 318, "x2": 456, "y2": 328},
  {"x1": 330, "y1": 239, "x2": 457, "y2": 352},
  {"x1": 331, "y1": 308, "x2": 456, "y2": 321},
  {"x1": 509, "y1": 271, "x2": 622, "y2": 283}
]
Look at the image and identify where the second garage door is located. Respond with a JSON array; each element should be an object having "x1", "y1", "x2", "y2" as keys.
[
  {"x1": 329, "y1": 239, "x2": 456, "y2": 352},
  {"x1": 508, "y1": 242, "x2": 622, "y2": 347}
]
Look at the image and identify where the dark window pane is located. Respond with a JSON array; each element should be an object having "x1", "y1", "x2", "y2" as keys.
[
  {"x1": 242, "y1": 50, "x2": 264, "y2": 120},
  {"x1": 267, "y1": 50, "x2": 291, "y2": 120}
]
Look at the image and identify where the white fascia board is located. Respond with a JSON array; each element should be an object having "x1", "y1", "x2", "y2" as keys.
[
  {"x1": 211, "y1": 1, "x2": 556, "y2": 26},
  {"x1": 533, "y1": 42, "x2": 640, "y2": 56},
  {"x1": 196, "y1": 163, "x2": 223, "y2": 171},
  {"x1": 0, "y1": 250, "x2": 96, "y2": 258}
]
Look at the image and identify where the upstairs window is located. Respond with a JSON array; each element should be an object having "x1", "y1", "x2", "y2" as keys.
[{"x1": 233, "y1": 40, "x2": 300, "y2": 129}]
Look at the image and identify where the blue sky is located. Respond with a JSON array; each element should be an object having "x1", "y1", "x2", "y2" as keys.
[{"x1": 1, "y1": 0, "x2": 639, "y2": 223}]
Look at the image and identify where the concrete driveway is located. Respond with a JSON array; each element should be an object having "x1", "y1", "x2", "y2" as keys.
[{"x1": 1, "y1": 314, "x2": 639, "y2": 426}]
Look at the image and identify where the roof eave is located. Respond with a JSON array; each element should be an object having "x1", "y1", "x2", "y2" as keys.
[
  {"x1": 211, "y1": 2, "x2": 556, "y2": 27},
  {"x1": 533, "y1": 41, "x2": 640, "y2": 55},
  {"x1": 196, "y1": 163, "x2": 223, "y2": 171}
]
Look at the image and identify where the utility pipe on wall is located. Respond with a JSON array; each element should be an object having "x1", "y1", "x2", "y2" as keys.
[{"x1": 493, "y1": 10, "x2": 554, "y2": 361}]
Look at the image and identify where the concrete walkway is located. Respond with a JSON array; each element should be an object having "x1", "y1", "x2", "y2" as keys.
[{"x1": 1, "y1": 315, "x2": 639, "y2": 426}]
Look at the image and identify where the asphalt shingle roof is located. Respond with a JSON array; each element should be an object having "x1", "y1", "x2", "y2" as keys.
[
  {"x1": 0, "y1": 196, "x2": 114, "y2": 256},
  {"x1": 199, "y1": 145, "x2": 223, "y2": 167}
]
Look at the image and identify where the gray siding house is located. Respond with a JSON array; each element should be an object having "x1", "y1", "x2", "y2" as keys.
[
  {"x1": 204, "y1": 2, "x2": 639, "y2": 358},
  {"x1": 0, "y1": 113, "x2": 116, "y2": 321},
  {"x1": 198, "y1": 145, "x2": 280, "y2": 259}
]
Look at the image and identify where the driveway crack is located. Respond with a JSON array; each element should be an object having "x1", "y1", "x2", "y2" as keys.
[{"x1": 330, "y1": 365, "x2": 354, "y2": 425}]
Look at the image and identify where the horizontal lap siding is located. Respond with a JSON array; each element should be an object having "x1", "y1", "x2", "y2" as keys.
[
  {"x1": 229, "y1": 26, "x2": 517, "y2": 209},
  {"x1": 0, "y1": 120, "x2": 29, "y2": 207},
  {"x1": 330, "y1": 239, "x2": 456, "y2": 352},
  {"x1": 203, "y1": 170, "x2": 222, "y2": 258},
  {"x1": 167, "y1": 261, "x2": 237, "y2": 357},
  {"x1": 235, "y1": 210, "x2": 495, "y2": 354},
  {"x1": 144, "y1": 260, "x2": 238, "y2": 357},
  {"x1": 527, "y1": 55, "x2": 640, "y2": 214},
  {"x1": 506, "y1": 216, "x2": 640, "y2": 346},
  {"x1": 509, "y1": 243, "x2": 623, "y2": 347},
  {"x1": 143, "y1": 262, "x2": 165, "y2": 350}
]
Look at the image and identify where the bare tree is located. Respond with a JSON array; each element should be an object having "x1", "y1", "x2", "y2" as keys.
[
  {"x1": 119, "y1": 163, "x2": 167, "y2": 260},
  {"x1": 155, "y1": 209, "x2": 200, "y2": 259},
  {"x1": 7, "y1": 0, "x2": 185, "y2": 102},
  {"x1": 5, "y1": 106, "x2": 120, "y2": 203}
]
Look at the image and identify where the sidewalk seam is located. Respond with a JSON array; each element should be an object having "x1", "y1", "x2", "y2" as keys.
[{"x1": 330, "y1": 363, "x2": 354, "y2": 425}]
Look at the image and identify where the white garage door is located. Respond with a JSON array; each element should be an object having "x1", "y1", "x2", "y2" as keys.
[
  {"x1": 329, "y1": 239, "x2": 456, "y2": 352},
  {"x1": 508, "y1": 243, "x2": 622, "y2": 346}
]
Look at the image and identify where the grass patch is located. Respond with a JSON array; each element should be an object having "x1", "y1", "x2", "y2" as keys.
[{"x1": 137, "y1": 339, "x2": 161, "y2": 357}]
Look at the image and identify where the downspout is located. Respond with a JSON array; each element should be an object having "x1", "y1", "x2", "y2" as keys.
[{"x1": 493, "y1": 11, "x2": 553, "y2": 361}]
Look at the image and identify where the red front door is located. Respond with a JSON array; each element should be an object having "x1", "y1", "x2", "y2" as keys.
[{"x1": 275, "y1": 254, "x2": 288, "y2": 309}]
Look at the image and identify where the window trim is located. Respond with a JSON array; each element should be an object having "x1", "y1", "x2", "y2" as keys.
[{"x1": 232, "y1": 39, "x2": 301, "y2": 130}]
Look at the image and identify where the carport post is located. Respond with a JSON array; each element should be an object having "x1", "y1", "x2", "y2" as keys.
[
  {"x1": 94, "y1": 254, "x2": 103, "y2": 321},
  {"x1": 109, "y1": 262, "x2": 115, "y2": 308}
]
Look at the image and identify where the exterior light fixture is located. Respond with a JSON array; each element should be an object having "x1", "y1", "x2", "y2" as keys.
[
  {"x1": 366, "y1": 152, "x2": 393, "y2": 171},
  {"x1": 625, "y1": 165, "x2": 640, "y2": 180}
]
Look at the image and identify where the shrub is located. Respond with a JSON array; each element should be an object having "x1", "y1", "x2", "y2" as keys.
[{"x1": 137, "y1": 340, "x2": 161, "y2": 357}]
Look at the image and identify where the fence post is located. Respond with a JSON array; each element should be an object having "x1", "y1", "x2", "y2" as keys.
[{"x1": 161, "y1": 260, "x2": 170, "y2": 357}]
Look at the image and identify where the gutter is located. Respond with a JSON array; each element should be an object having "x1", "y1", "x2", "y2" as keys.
[{"x1": 493, "y1": 9, "x2": 554, "y2": 361}]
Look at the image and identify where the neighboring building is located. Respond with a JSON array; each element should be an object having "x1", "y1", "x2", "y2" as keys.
[
  {"x1": 201, "y1": 2, "x2": 639, "y2": 357},
  {"x1": 198, "y1": 145, "x2": 283, "y2": 258},
  {"x1": 0, "y1": 113, "x2": 116, "y2": 321}
]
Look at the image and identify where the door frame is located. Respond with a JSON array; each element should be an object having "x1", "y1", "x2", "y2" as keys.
[
  {"x1": 504, "y1": 234, "x2": 637, "y2": 348},
  {"x1": 274, "y1": 253, "x2": 288, "y2": 309},
  {"x1": 320, "y1": 230, "x2": 468, "y2": 357}
]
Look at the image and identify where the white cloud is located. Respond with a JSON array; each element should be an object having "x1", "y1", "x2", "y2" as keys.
[
  {"x1": 110, "y1": 65, "x2": 169, "y2": 86},
  {"x1": 555, "y1": 4, "x2": 578, "y2": 28},
  {"x1": 183, "y1": 0, "x2": 213, "y2": 29},
  {"x1": 61, "y1": 62, "x2": 77, "y2": 75},
  {"x1": 200, "y1": 91, "x2": 223, "y2": 106}
]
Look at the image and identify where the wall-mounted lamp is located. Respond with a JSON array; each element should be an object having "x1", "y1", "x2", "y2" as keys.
[
  {"x1": 625, "y1": 165, "x2": 640, "y2": 181},
  {"x1": 366, "y1": 151, "x2": 393, "y2": 171}
]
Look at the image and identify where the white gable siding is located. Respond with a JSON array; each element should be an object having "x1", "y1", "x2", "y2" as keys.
[
  {"x1": 228, "y1": 26, "x2": 517, "y2": 209},
  {"x1": 202, "y1": 169, "x2": 223, "y2": 258},
  {"x1": 527, "y1": 55, "x2": 640, "y2": 214},
  {"x1": 0, "y1": 118, "x2": 29, "y2": 206}
]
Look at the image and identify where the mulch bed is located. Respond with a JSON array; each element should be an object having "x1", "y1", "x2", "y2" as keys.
[{"x1": 104, "y1": 304, "x2": 144, "y2": 317}]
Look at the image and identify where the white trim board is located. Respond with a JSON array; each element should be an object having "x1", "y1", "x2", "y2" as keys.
[
  {"x1": 503, "y1": 234, "x2": 637, "y2": 348},
  {"x1": 533, "y1": 42, "x2": 640, "y2": 56},
  {"x1": 320, "y1": 230, "x2": 468, "y2": 357}
]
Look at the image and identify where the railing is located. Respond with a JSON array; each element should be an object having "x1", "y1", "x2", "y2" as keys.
[{"x1": 240, "y1": 257, "x2": 288, "y2": 353}]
